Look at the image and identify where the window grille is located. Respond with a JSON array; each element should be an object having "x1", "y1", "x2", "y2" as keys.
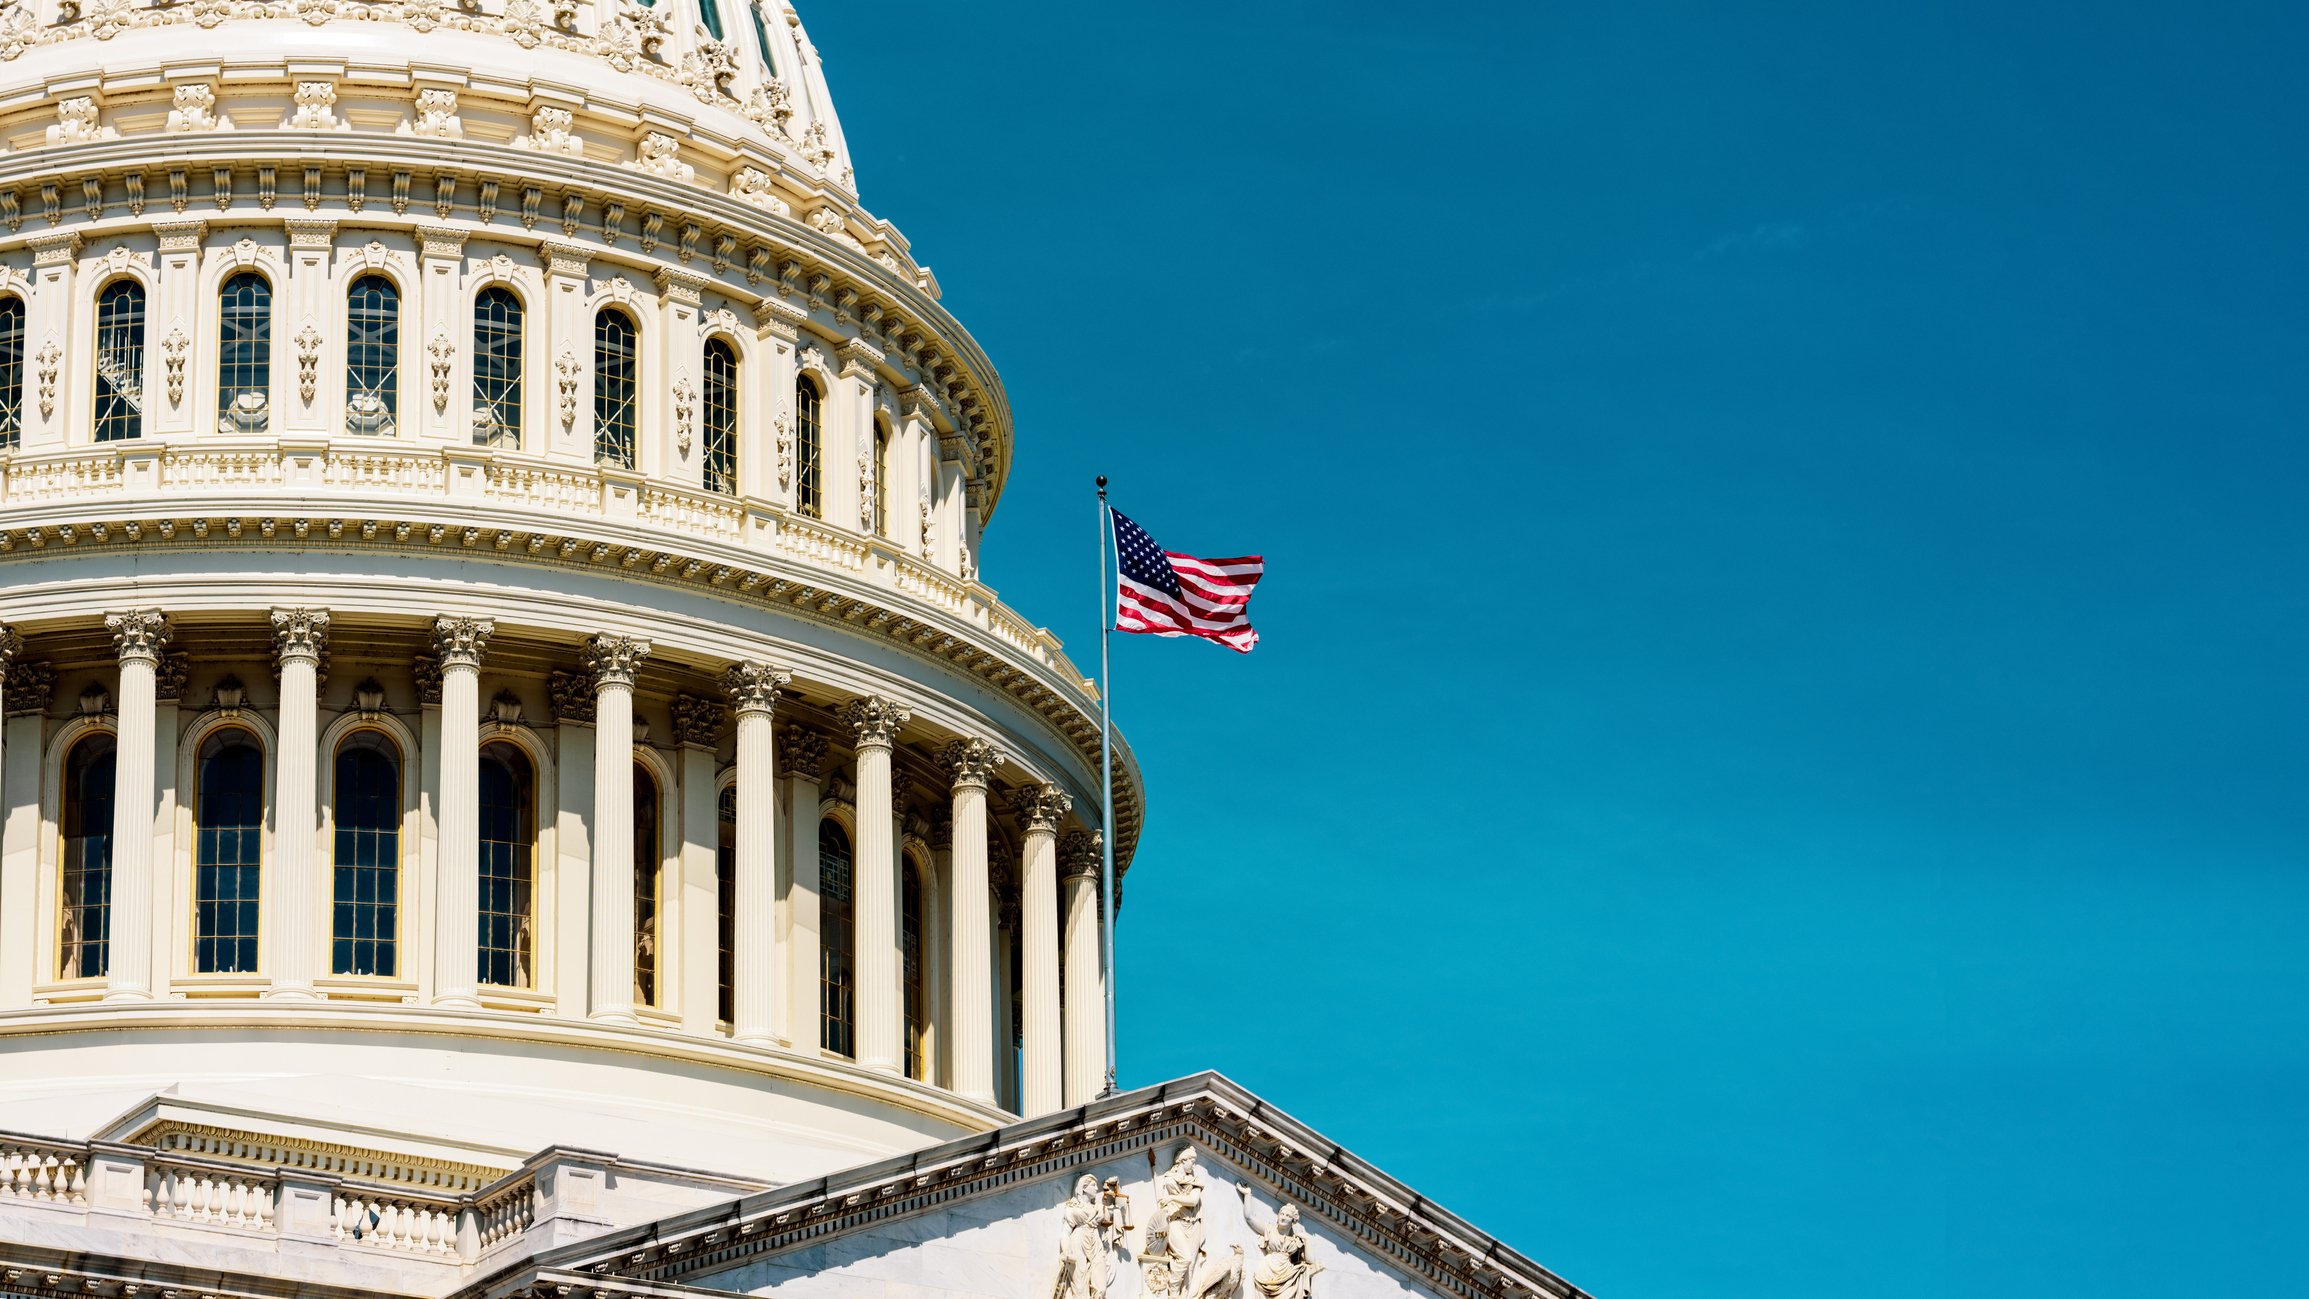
[
  {"x1": 331, "y1": 732, "x2": 401, "y2": 977},
  {"x1": 702, "y1": 338, "x2": 739, "y2": 494},
  {"x1": 195, "y1": 730, "x2": 264, "y2": 974},
  {"x1": 472, "y1": 287, "x2": 523, "y2": 447},
  {"x1": 717, "y1": 784, "x2": 737, "y2": 1025},
  {"x1": 903, "y1": 860, "x2": 925, "y2": 1080},
  {"x1": 58, "y1": 734, "x2": 117, "y2": 980},
  {"x1": 697, "y1": 0, "x2": 725, "y2": 40},
  {"x1": 93, "y1": 280, "x2": 145, "y2": 442},
  {"x1": 593, "y1": 309, "x2": 638, "y2": 468},
  {"x1": 634, "y1": 765, "x2": 662, "y2": 1007},
  {"x1": 478, "y1": 742, "x2": 536, "y2": 987},
  {"x1": 796, "y1": 378, "x2": 823, "y2": 518},
  {"x1": 820, "y1": 818, "x2": 854, "y2": 1056},
  {"x1": 872, "y1": 420, "x2": 891, "y2": 537},
  {"x1": 215, "y1": 272, "x2": 272, "y2": 434},
  {"x1": 0, "y1": 296, "x2": 24, "y2": 449},
  {"x1": 345, "y1": 275, "x2": 399, "y2": 435}
]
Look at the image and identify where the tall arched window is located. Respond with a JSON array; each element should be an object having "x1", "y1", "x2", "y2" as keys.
[
  {"x1": 871, "y1": 419, "x2": 892, "y2": 538},
  {"x1": 902, "y1": 859, "x2": 926, "y2": 1080},
  {"x1": 194, "y1": 729, "x2": 264, "y2": 974},
  {"x1": 345, "y1": 274, "x2": 400, "y2": 435},
  {"x1": 58, "y1": 732, "x2": 117, "y2": 980},
  {"x1": 716, "y1": 783, "x2": 736, "y2": 1025},
  {"x1": 696, "y1": 0, "x2": 724, "y2": 39},
  {"x1": 331, "y1": 731, "x2": 402, "y2": 977},
  {"x1": 819, "y1": 817, "x2": 854, "y2": 1056},
  {"x1": 472, "y1": 286, "x2": 523, "y2": 448},
  {"x1": 702, "y1": 338, "x2": 739, "y2": 495},
  {"x1": 478, "y1": 742, "x2": 536, "y2": 987},
  {"x1": 593, "y1": 308, "x2": 638, "y2": 468},
  {"x1": 746, "y1": 0, "x2": 776, "y2": 71},
  {"x1": 634, "y1": 764, "x2": 662, "y2": 1007},
  {"x1": 93, "y1": 280, "x2": 146, "y2": 442},
  {"x1": 215, "y1": 272, "x2": 272, "y2": 433},
  {"x1": 0, "y1": 295, "x2": 24, "y2": 450},
  {"x1": 795, "y1": 377, "x2": 823, "y2": 519}
]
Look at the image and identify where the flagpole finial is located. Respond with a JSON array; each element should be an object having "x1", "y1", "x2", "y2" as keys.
[{"x1": 1096, "y1": 475, "x2": 1108, "y2": 498}]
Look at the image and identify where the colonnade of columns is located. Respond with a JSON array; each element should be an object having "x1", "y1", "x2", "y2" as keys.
[{"x1": 0, "y1": 614, "x2": 1113, "y2": 1115}]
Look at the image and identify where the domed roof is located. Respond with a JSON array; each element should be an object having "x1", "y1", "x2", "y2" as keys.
[{"x1": 0, "y1": 0, "x2": 859, "y2": 193}]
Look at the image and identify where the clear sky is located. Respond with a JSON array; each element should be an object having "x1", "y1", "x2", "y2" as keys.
[{"x1": 808, "y1": 4, "x2": 2307, "y2": 1295}]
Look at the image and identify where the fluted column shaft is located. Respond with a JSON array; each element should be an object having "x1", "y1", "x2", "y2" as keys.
[
  {"x1": 941, "y1": 739, "x2": 1004, "y2": 1106},
  {"x1": 0, "y1": 626, "x2": 16, "y2": 815},
  {"x1": 726, "y1": 663, "x2": 790, "y2": 1042},
  {"x1": 1060, "y1": 831, "x2": 1106, "y2": 1106},
  {"x1": 1019, "y1": 784, "x2": 1070, "y2": 1115},
  {"x1": 104, "y1": 611, "x2": 170, "y2": 1002},
  {"x1": 588, "y1": 635, "x2": 650, "y2": 1023},
  {"x1": 843, "y1": 697, "x2": 910, "y2": 1075},
  {"x1": 431, "y1": 617, "x2": 492, "y2": 1007},
  {"x1": 266, "y1": 609, "x2": 328, "y2": 1000}
]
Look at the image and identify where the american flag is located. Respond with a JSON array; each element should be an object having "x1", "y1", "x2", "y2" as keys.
[{"x1": 1111, "y1": 509, "x2": 1264, "y2": 653}]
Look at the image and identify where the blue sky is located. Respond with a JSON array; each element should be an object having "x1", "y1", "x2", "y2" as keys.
[{"x1": 809, "y1": 4, "x2": 2308, "y2": 1295}]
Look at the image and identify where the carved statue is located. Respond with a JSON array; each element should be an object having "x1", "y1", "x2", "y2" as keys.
[
  {"x1": 1236, "y1": 1185, "x2": 1322, "y2": 1299},
  {"x1": 1053, "y1": 1174, "x2": 1128, "y2": 1299},
  {"x1": 1143, "y1": 1147, "x2": 1242, "y2": 1299}
]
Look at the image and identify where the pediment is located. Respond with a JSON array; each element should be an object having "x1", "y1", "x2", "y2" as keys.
[{"x1": 480, "y1": 1073, "x2": 1585, "y2": 1299}]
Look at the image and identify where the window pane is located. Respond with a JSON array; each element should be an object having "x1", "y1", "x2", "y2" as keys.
[
  {"x1": 94, "y1": 281, "x2": 145, "y2": 442},
  {"x1": 346, "y1": 275, "x2": 400, "y2": 435},
  {"x1": 216, "y1": 272, "x2": 272, "y2": 433},
  {"x1": 331, "y1": 733, "x2": 401, "y2": 977},
  {"x1": 819, "y1": 819, "x2": 853, "y2": 1056},
  {"x1": 0, "y1": 296, "x2": 24, "y2": 450},
  {"x1": 593, "y1": 309, "x2": 637, "y2": 468},
  {"x1": 477, "y1": 743, "x2": 535, "y2": 987},
  {"x1": 717, "y1": 784, "x2": 737, "y2": 1025},
  {"x1": 59, "y1": 734, "x2": 117, "y2": 979},
  {"x1": 472, "y1": 287, "x2": 523, "y2": 448},
  {"x1": 195, "y1": 731, "x2": 264, "y2": 974},
  {"x1": 903, "y1": 861, "x2": 925, "y2": 1080},
  {"x1": 634, "y1": 765, "x2": 661, "y2": 1007},
  {"x1": 702, "y1": 339, "x2": 738, "y2": 495},
  {"x1": 796, "y1": 379, "x2": 823, "y2": 518}
]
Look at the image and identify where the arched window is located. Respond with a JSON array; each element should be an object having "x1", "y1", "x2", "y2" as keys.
[
  {"x1": 702, "y1": 338, "x2": 739, "y2": 495},
  {"x1": 216, "y1": 272, "x2": 272, "y2": 434},
  {"x1": 746, "y1": 0, "x2": 776, "y2": 73},
  {"x1": 58, "y1": 732, "x2": 117, "y2": 980},
  {"x1": 477, "y1": 742, "x2": 536, "y2": 987},
  {"x1": 472, "y1": 286, "x2": 523, "y2": 448},
  {"x1": 93, "y1": 280, "x2": 146, "y2": 442},
  {"x1": 696, "y1": 0, "x2": 725, "y2": 40},
  {"x1": 795, "y1": 377, "x2": 823, "y2": 519},
  {"x1": 634, "y1": 764, "x2": 662, "y2": 1007},
  {"x1": 593, "y1": 308, "x2": 638, "y2": 468},
  {"x1": 346, "y1": 274, "x2": 399, "y2": 435},
  {"x1": 819, "y1": 817, "x2": 854, "y2": 1056},
  {"x1": 871, "y1": 418, "x2": 892, "y2": 538},
  {"x1": 0, "y1": 295, "x2": 24, "y2": 450},
  {"x1": 902, "y1": 858, "x2": 926, "y2": 1080},
  {"x1": 716, "y1": 783, "x2": 736, "y2": 1025},
  {"x1": 194, "y1": 729, "x2": 264, "y2": 974},
  {"x1": 331, "y1": 731, "x2": 402, "y2": 977}
]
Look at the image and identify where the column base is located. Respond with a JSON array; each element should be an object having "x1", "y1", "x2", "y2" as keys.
[
  {"x1": 589, "y1": 1009, "x2": 638, "y2": 1027},
  {"x1": 262, "y1": 985, "x2": 322, "y2": 1002},
  {"x1": 433, "y1": 993, "x2": 482, "y2": 1010},
  {"x1": 101, "y1": 987, "x2": 152, "y2": 1003}
]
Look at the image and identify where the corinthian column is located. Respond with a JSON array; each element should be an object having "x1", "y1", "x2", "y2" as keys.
[
  {"x1": 940, "y1": 738, "x2": 1004, "y2": 1106},
  {"x1": 0, "y1": 624, "x2": 17, "y2": 794},
  {"x1": 431, "y1": 616, "x2": 493, "y2": 1007},
  {"x1": 1059, "y1": 829, "x2": 1106, "y2": 1106},
  {"x1": 724, "y1": 662, "x2": 790, "y2": 1043},
  {"x1": 586, "y1": 634, "x2": 650, "y2": 1023},
  {"x1": 1019, "y1": 783, "x2": 1069, "y2": 1114},
  {"x1": 841, "y1": 695, "x2": 910, "y2": 1075},
  {"x1": 265, "y1": 609, "x2": 329, "y2": 1000},
  {"x1": 103, "y1": 610, "x2": 171, "y2": 1002}
]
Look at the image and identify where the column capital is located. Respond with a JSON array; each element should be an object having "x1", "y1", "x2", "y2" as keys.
[
  {"x1": 431, "y1": 615, "x2": 494, "y2": 668},
  {"x1": 670, "y1": 692, "x2": 724, "y2": 749},
  {"x1": 1023, "y1": 783, "x2": 1072, "y2": 835},
  {"x1": 0, "y1": 625, "x2": 21, "y2": 667},
  {"x1": 154, "y1": 651, "x2": 190, "y2": 703},
  {"x1": 547, "y1": 669, "x2": 594, "y2": 724},
  {"x1": 777, "y1": 724, "x2": 827, "y2": 780},
  {"x1": 1059, "y1": 829, "x2": 1103, "y2": 881},
  {"x1": 840, "y1": 696, "x2": 910, "y2": 751},
  {"x1": 270, "y1": 607, "x2": 331, "y2": 664},
  {"x1": 105, "y1": 610, "x2": 173, "y2": 665},
  {"x1": 5, "y1": 658, "x2": 55, "y2": 717},
  {"x1": 940, "y1": 737, "x2": 1007, "y2": 791},
  {"x1": 723, "y1": 661, "x2": 791, "y2": 715},
  {"x1": 583, "y1": 634, "x2": 652, "y2": 689}
]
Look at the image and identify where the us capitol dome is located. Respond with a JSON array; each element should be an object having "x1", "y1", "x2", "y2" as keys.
[{"x1": 0, "y1": 4, "x2": 1589, "y2": 1298}]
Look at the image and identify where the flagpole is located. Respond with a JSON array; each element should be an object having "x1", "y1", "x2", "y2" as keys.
[{"x1": 1095, "y1": 475, "x2": 1119, "y2": 1098}]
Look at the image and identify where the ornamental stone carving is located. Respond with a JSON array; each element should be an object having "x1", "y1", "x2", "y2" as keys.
[
  {"x1": 940, "y1": 738, "x2": 1005, "y2": 790},
  {"x1": 632, "y1": 131, "x2": 693, "y2": 182},
  {"x1": 162, "y1": 327, "x2": 189, "y2": 406},
  {"x1": 403, "y1": 88, "x2": 464, "y2": 138},
  {"x1": 0, "y1": 627, "x2": 18, "y2": 670},
  {"x1": 743, "y1": 78, "x2": 794, "y2": 135},
  {"x1": 45, "y1": 96, "x2": 114, "y2": 145},
  {"x1": 672, "y1": 372, "x2": 695, "y2": 454},
  {"x1": 35, "y1": 336, "x2": 57, "y2": 416},
  {"x1": 670, "y1": 693, "x2": 722, "y2": 748},
  {"x1": 412, "y1": 654, "x2": 443, "y2": 705},
  {"x1": 430, "y1": 615, "x2": 494, "y2": 668},
  {"x1": 777, "y1": 724, "x2": 828, "y2": 780},
  {"x1": 583, "y1": 634, "x2": 651, "y2": 688},
  {"x1": 680, "y1": 39, "x2": 739, "y2": 102},
  {"x1": 165, "y1": 83, "x2": 230, "y2": 132},
  {"x1": 1055, "y1": 1174, "x2": 1129, "y2": 1299},
  {"x1": 154, "y1": 652, "x2": 191, "y2": 703},
  {"x1": 270, "y1": 608, "x2": 330, "y2": 663},
  {"x1": 1059, "y1": 830, "x2": 1102, "y2": 882},
  {"x1": 723, "y1": 662, "x2": 790, "y2": 714},
  {"x1": 1143, "y1": 1147, "x2": 1237, "y2": 1299},
  {"x1": 857, "y1": 445, "x2": 877, "y2": 531},
  {"x1": 106, "y1": 610, "x2": 174, "y2": 665},
  {"x1": 282, "y1": 80, "x2": 344, "y2": 131},
  {"x1": 1024, "y1": 784, "x2": 1072, "y2": 833},
  {"x1": 352, "y1": 677, "x2": 388, "y2": 719},
  {"x1": 774, "y1": 412, "x2": 793, "y2": 489},
  {"x1": 6, "y1": 658, "x2": 55, "y2": 717},
  {"x1": 428, "y1": 332, "x2": 455, "y2": 412},
  {"x1": 555, "y1": 348, "x2": 582, "y2": 430},
  {"x1": 547, "y1": 669, "x2": 595, "y2": 724},
  {"x1": 1236, "y1": 1186, "x2": 1322, "y2": 1299},
  {"x1": 731, "y1": 167, "x2": 791, "y2": 215},
  {"x1": 840, "y1": 696, "x2": 909, "y2": 750},
  {"x1": 294, "y1": 321, "x2": 324, "y2": 403},
  {"x1": 516, "y1": 106, "x2": 587, "y2": 157}
]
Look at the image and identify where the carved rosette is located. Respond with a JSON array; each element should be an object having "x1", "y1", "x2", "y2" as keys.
[
  {"x1": 547, "y1": 669, "x2": 596, "y2": 724},
  {"x1": 840, "y1": 696, "x2": 909, "y2": 751},
  {"x1": 722, "y1": 661, "x2": 790, "y2": 716},
  {"x1": 430, "y1": 615, "x2": 494, "y2": 669},
  {"x1": 940, "y1": 738, "x2": 1006, "y2": 792},
  {"x1": 583, "y1": 634, "x2": 652, "y2": 690},
  {"x1": 1059, "y1": 830, "x2": 1103, "y2": 882},
  {"x1": 1024, "y1": 784, "x2": 1072, "y2": 835},
  {"x1": 670, "y1": 693, "x2": 722, "y2": 748},
  {"x1": 270, "y1": 607, "x2": 330, "y2": 665},
  {"x1": 106, "y1": 610, "x2": 173, "y2": 666},
  {"x1": 777, "y1": 725, "x2": 828, "y2": 781}
]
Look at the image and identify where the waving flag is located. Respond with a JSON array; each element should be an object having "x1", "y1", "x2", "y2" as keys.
[{"x1": 1111, "y1": 509, "x2": 1264, "y2": 653}]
